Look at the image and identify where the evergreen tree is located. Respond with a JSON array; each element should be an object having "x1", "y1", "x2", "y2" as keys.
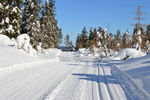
[
  {"x1": 57, "y1": 28, "x2": 63, "y2": 46},
  {"x1": 9, "y1": 0, "x2": 22, "y2": 39},
  {"x1": 114, "y1": 29, "x2": 122, "y2": 50},
  {"x1": 146, "y1": 25, "x2": 150, "y2": 41},
  {"x1": 81, "y1": 27, "x2": 88, "y2": 48},
  {"x1": 40, "y1": 0, "x2": 60, "y2": 48},
  {"x1": 93, "y1": 28, "x2": 97, "y2": 46},
  {"x1": 76, "y1": 34, "x2": 82, "y2": 50},
  {"x1": 132, "y1": 25, "x2": 145, "y2": 49},
  {"x1": 88, "y1": 27, "x2": 94, "y2": 47},
  {"x1": 122, "y1": 30, "x2": 130, "y2": 48},
  {"x1": 97, "y1": 27, "x2": 103, "y2": 47},
  {"x1": 0, "y1": 1, "x2": 13, "y2": 38},
  {"x1": 107, "y1": 33, "x2": 113, "y2": 49},
  {"x1": 64, "y1": 34, "x2": 72, "y2": 47},
  {"x1": 21, "y1": 0, "x2": 41, "y2": 48}
]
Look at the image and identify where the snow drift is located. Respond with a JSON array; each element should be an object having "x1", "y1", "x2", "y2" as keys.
[
  {"x1": 0, "y1": 34, "x2": 13, "y2": 45},
  {"x1": 110, "y1": 48, "x2": 146, "y2": 60},
  {"x1": 16, "y1": 34, "x2": 37, "y2": 55}
]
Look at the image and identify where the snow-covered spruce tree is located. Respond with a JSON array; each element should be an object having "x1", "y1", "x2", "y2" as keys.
[
  {"x1": 146, "y1": 25, "x2": 150, "y2": 37},
  {"x1": 0, "y1": 1, "x2": 5, "y2": 35},
  {"x1": 75, "y1": 34, "x2": 82, "y2": 50},
  {"x1": 93, "y1": 28, "x2": 98, "y2": 46},
  {"x1": 88, "y1": 27, "x2": 94, "y2": 47},
  {"x1": 81, "y1": 27, "x2": 88, "y2": 48},
  {"x1": 0, "y1": 1, "x2": 13, "y2": 38},
  {"x1": 122, "y1": 30, "x2": 130, "y2": 48},
  {"x1": 57, "y1": 28, "x2": 63, "y2": 46},
  {"x1": 132, "y1": 25, "x2": 145, "y2": 50},
  {"x1": 113, "y1": 29, "x2": 122, "y2": 51},
  {"x1": 9, "y1": 0, "x2": 22, "y2": 39},
  {"x1": 21, "y1": 0, "x2": 41, "y2": 49},
  {"x1": 64, "y1": 34, "x2": 73, "y2": 48},
  {"x1": 107, "y1": 33, "x2": 113, "y2": 50},
  {"x1": 40, "y1": 0, "x2": 60, "y2": 48},
  {"x1": 97, "y1": 27, "x2": 103, "y2": 48}
]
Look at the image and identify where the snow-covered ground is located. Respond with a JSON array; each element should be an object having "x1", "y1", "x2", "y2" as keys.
[
  {"x1": 0, "y1": 45, "x2": 150, "y2": 100},
  {"x1": 109, "y1": 54, "x2": 150, "y2": 98}
]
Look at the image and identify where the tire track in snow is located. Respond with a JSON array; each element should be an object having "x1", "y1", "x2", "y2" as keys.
[{"x1": 96, "y1": 60, "x2": 127, "y2": 100}]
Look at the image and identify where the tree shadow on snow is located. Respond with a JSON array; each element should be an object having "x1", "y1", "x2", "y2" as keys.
[
  {"x1": 72, "y1": 73, "x2": 118, "y2": 84},
  {"x1": 125, "y1": 65, "x2": 150, "y2": 79}
]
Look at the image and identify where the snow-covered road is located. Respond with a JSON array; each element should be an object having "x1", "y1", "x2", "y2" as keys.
[{"x1": 0, "y1": 51, "x2": 149, "y2": 100}]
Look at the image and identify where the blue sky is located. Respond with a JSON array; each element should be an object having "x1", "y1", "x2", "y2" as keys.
[{"x1": 53, "y1": 0, "x2": 150, "y2": 45}]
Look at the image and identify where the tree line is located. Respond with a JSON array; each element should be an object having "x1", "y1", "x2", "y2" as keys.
[
  {"x1": 0, "y1": 0, "x2": 62, "y2": 49},
  {"x1": 75, "y1": 25, "x2": 150, "y2": 52}
]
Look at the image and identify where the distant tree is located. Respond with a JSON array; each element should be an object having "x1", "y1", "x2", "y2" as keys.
[
  {"x1": 64, "y1": 34, "x2": 73, "y2": 47},
  {"x1": 107, "y1": 33, "x2": 113, "y2": 49},
  {"x1": 88, "y1": 27, "x2": 94, "y2": 47},
  {"x1": 76, "y1": 34, "x2": 82, "y2": 50},
  {"x1": 113, "y1": 29, "x2": 122, "y2": 50},
  {"x1": 93, "y1": 28, "x2": 97, "y2": 46},
  {"x1": 57, "y1": 28, "x2": 63, "y2": 46},
  {"x1": 122, "y1": 30, "x2": 130, "y2": 48},
  {"x1": 81, "y1": 27, "x2": 88, "y2": 48}
]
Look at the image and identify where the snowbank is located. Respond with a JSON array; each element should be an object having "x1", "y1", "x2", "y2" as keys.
[
  {"x1": 77, "y1": 48, "x2": 91, "y2": 57},
  {"x1": 42, "y1": 48, "x2": 62, "y2": 59},
  {"x1": 16, "y1": 34, "x2": 37, "y2": 55},
  {"x1": 110, "y1": 48, "x2": 146, "y2": 60},
  {"x1": 0, "y1": 34, "x2": 13, "y2": 45}
]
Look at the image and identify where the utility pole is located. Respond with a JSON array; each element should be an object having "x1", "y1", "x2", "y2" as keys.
[{"x1": 133, "y1": 5, "x2": 146, "y2": 28}]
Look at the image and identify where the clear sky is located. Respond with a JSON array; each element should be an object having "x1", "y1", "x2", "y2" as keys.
[{"x1": 53, "y1": 0, "x2": 150, "y2": 45}]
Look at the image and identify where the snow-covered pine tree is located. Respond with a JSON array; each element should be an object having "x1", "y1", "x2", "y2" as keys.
[
  {"x1": 97, "y1": 27, "x2": 103, "y2": 48},
  {"x1": 114, "y1": 29, "x2": 122, "y2": 51},
  {"x1": 132, "y1": 25, "x2": 145, "y2": 49},
  {"x1": 21, "y1": 0, "x2": 41, "y2": 48},
  {"x1": 122, "y1": 30, "x2": 130, "y2": 48},
  {"x1": 40, "y1": 0, "x2": 60, "y2": 48},
  {"x1": 107, "y1": 33, "x2": 113, "y2": 50},
  {"x1": 9, "y1": 0, "x2": 22, "y2": 39},
  {"x1": 146, "y1": 25, "x2": 150, "y2": 42},
  {"x1": 57, "y1": 28, "x2": 63, "y2": 46},
  {"x1": 0, "y1": 1, "x2": 5, "y2": 35},
  {"x1": 75, "y1": 34, "x2": 81, "y2": 50},
  {"x1": 88, "y1": 27, "x2": 95, "y2": 47},
  {"x1": 64, "y1": 34, "x2": 73, "y2": 48},
  {"x1": 81, "y1": 27, "x2": 88, "y2": 48},
  {"x1": 0, "y1": 1, "x2": 13, "y2": 38},
  {"x1": 93, "y1": 28, "x2": 97, "y2": 46}
]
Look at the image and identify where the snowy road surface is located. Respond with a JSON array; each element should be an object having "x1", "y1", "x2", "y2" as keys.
[{"x1": 0, "y1": 52, "x2": 149, "y2": 100}]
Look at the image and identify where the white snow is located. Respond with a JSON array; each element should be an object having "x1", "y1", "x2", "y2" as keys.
[
  {"x1": 5, "y1": 17, "x2": 9, "y2": 23},
  {"x1": 0, "y1": 3, "x2": 3, "y2": 9},
  {"x1": 0, "y1": 37, "x2": 150, "y2": 100},
  {"x1": 0, "y1": 34, "x2": 13, "y2": 45},
  {"x1": 12, "y1": 7, "x2": 18, "y2": 13},
  {"x1": 0, "y1": 19, "x2": 4, "y2": 25},
  {"x1": 6, "y1": 25, "x2": 14, "y2": 33},
  {"x1": 110, "y1": 48, "x2": 146, "y2": 60},
  {"x1": 16, "y1": 34, "x2": 37, "y2": 55}
]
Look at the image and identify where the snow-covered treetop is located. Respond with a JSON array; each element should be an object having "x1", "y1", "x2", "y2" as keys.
[
  {"x1": 124, "y1": 31, "x2": 129, "y2": 35},
  {"x1": 104, "y1": 28, "x2": 107, "y2": 33},
  {"x1": 0, "y1": 3, "x2": 3, "y2": 9},
  {"x1": 12, "y1": 7, "x2": 19, "y2": 13},
  {"x1": 97, "y1": 31, "x2": 102, "y2": 38},
  {"x1": 136, "y1": 30, "x2": 141, "y2": 35}
]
